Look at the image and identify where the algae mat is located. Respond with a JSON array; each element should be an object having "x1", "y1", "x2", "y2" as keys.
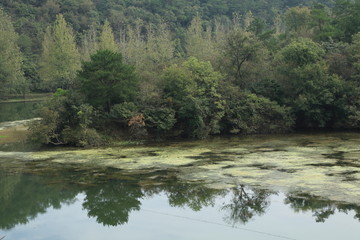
[{"x1": 1, "y1": 132, "x2": 360, "y2": 204}]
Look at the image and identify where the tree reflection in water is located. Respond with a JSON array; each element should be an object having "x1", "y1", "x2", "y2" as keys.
[
  {"x1": 285, "y1": 193, "x2": 360, "y2": 223},
  {"x1": 0, "y1": 169, "x2": 78, "y2": 230},
  {"x1": 221, "y1": 185, "x2": 272, "y2": 225},
  {"x1": 82, "y1": 180, "x2": 143, "y2": 226},
  {"x1": 1, "y1": 167, "x2": 360, "y2": 230}
]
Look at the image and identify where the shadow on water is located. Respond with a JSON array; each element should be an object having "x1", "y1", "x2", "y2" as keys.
[{"x1": 1, "y1": 165, "x2": 360, "y2": 231}]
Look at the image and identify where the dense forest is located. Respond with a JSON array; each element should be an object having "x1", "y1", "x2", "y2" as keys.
[{"x1": 1, "y1": 0, "x2": 360, "y2": 146}]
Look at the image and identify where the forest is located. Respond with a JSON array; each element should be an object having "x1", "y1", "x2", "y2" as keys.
[{"x1": 1, "y1": 0, "x2": 360, "y2": 146}]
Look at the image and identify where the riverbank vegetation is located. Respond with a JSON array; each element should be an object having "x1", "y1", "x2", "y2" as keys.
[{"x1": 1, "y1": 1, "x2": 360, "y2": 146}]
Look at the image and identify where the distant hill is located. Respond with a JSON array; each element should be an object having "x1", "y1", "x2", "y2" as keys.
[{"x1": 0, "y1": 0, "x2": 324, "y2": 54}]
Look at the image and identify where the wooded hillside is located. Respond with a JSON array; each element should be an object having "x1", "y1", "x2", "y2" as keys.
[{"x1": 2, "y1": 0, "x2": 360, "y2": 145}]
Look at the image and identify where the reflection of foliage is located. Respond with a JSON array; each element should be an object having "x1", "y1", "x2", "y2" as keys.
[
  {"x1": 285, "y1": 193, "x2": 360, "y2": 223},
  {"x1": 222, "y1": 185, "x2": 272, "y2": 225},
  {"x1": 82, "y1": 181, "x2": 143, "y2": 226},
  {"x1": 0, "y1": 171, "x2": 21, "y2": 203},
  {"x1": 163, "y1": 183, "x2": 224, "y2": 211},
  {"x1": 0, "y1": 171, "x2": 77, "y2": 230}
]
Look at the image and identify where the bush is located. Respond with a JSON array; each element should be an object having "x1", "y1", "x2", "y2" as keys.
[
  {"x1": 27, "y1": 90, "x2": 105, "y2": 146},
  {"x1": 109, "y1": 102, "x2": 139, "y2": 122},
  {"x1": 143, "y1": 106, "x2": 176, "y2": 135},
  {"x1": 221, "y1": 86, "x2": 294, "y2": 134},
  {"x1": 62, "y1": 127, "x2": 104, "y2": 147}
]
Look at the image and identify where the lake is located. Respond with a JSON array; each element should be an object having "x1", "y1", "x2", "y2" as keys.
[
  {"x1": 0, "y1": 101, "x2": 41, "y2": 122},
  {"x1": 1, "y1": 101, "x2": 360, "y2": 239},
  {"x1": 0, "y1": 165, "x2": 360, "y2": 240},
  {"x1": 1, "y1": 132, "x2": 360, "y2": 240}
]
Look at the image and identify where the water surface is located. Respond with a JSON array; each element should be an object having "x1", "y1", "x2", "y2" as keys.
[
  {"x1": 0, "y1": 101, "x2": 41, "y2": 122},
  {"x1": 0, "y1": 165, "x2": 360, "y2": 240}
]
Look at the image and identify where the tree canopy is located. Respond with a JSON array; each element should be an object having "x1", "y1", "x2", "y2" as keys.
[
  {"x1": 0, "y1": 8, "x2": 26, "y2": 97},
  {"x1": 77, "y1": 50, "x2": 138, "y2": 112}
]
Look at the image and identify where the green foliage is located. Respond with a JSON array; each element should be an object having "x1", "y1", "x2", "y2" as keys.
[
  {"x1": 333, "y1": 0, "x2": 360, "y2": 42},
  {"x1": 39, "y1": 14, "x2": 81, "y2": 90},
  {"x1": 347, "y1": 32, "x2": 360, "y2": 81},
  {"x1": 110, "y1": 102, "x2": 139, "y2": 121},
  {"x1": 77, "y1": 50, "x2": 138, "y2": 112},
  {"x1": 221, "y1": 86, "x2": 294, "y2": 134},
  {"x1": 284, "y1": 6, "x2": 312, "y2": 37},
  {"x1": 277, "y1": 38, "x2": 351, "y2": 128},
  {"x1": 5, "y1": 0, "x2": 360, "y2": 145},
  {"x1": 162, "y1": 57, "x2": 225, "y2": 138},
  {"x1": 143, "y1": 106, "x2": 176, "y2": 134},
  {"x1": 0, "y1": 8, "x2": 27, "y2": 97},
  {"x1": 310, "y1": 3, "x2": 338, "y2": 41},
  {"x1": 98, "y1": 20, "x2": 118, "y2": 52},
  {"x1": 28, "y1": 90, "x2": 104, "y2": 147},
  {"x1": 62, "y1": 126, "x2": 104, "y2": 147},
  {"x1": 279, "y1": 38, "x2": 325, "y2": 67},
  {"x1": 222, "y1": 29, "x2": 267, "y2": 89}
]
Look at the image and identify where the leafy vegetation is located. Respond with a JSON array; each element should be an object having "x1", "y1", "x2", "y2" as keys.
[{"x1": 2, "y1": 0, "x2": 360, "y2": 145}]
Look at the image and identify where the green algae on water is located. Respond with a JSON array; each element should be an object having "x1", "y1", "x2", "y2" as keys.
[{"x1": 1, "y1": 132, "x2": 360, "y2": 205}]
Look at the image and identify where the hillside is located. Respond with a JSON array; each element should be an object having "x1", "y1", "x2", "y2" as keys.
[{"x1": 1, "y1": 0, "x2": 360, "y2": 144}]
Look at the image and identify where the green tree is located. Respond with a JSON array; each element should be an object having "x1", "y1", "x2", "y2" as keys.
[
  {"x1": 185, "y1": 15, "x2": 217, "y2": 63},
  {"x1": 77, "y1": 50, "x2": 138, "y2": 112},
  {"x1": 310, "y1": 3, "x2": 337, "y2": 41},
  {"x1": 284, "y1": 6, "x2": 312, "y2": 38},
  {"x1": 98, "y1": 20, "x2": 118, "y2": 52},
  {"x1": 81, "y1": 24, "x2": 99, "y2": 61},
  {"x1": 222, "y1": 29, "x2": 268, "y2": 90},
  {"x1": 277, "y1": 38, "x2": 346, "y2": 128},
  {"x1": 333, "y1": 0, "x2": 360, "y2": 42},
  {"x1": 28, "y1": 89, "x2": 104, "y2": 147},
  {"x1": 348, "y1": 32, "x2": 360, "y2": 81},
  {"x1": 220, "y1": 84, "x2": 293, "y2": 134},
  {"x1": 39, "y1": 14, "x2": 81, "y2": 90},
  {"x1": 162, "y1": 57, "x2": 224, "y2": 138},
  {"x1": 0, "y1": 8, "x2": 26, "y2": 98}
]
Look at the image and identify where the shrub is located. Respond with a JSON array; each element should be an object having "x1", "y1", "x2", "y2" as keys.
[{"x1": 221, "y1": 86, "x2": 294, "y2": 134}]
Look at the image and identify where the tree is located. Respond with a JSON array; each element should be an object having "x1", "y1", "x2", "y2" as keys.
[
  {"x1": 98, "y1": 20, "x2": 118, "y2": 52},
  {"x1": 222, "y1": 29, "x2": 268, "y2": 89},
  {"x1": 277, "y1": 38, "x2": 346, "y2": 128},
  {"x1": 284, "y1": 6, "x2": 312, "y2": 38},
  {"x1": 81, "y1": 24, "x2": 99, "y2": 61},
  {"x1": 220, "y1": 86, "x2": 294, "y2": 134},
  {"x1": 39, "y1": 14, "x2": 81, "y2": 90},
  {"x1": 333, "y1": 0, "x2": 360, "y2": 42},
  {"x1": 77, "y1": 50, "x2": 138, "y2": 112},
  {"x1": 162, "y1": 57, "x2": 224, "y2": 138},
  {"x1": 185, "y1": 15, "x2": 216, "y2": 63},
  {"x1": 348, "y1": 32, "x2": 360, "y2": 81},
  {"x1": 0, "y1": 8, "x2": 26, "y2": 98},
  {"x1": 310, "y1": 3, "x2": 336, "y2": 41}
]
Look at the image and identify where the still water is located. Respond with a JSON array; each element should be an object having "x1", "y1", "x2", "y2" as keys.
[
  {"x1": 0, "y1": 101, "x2": 41, "y2": 122},
  {"x1": 1, "y1": 166, "x2": 360, "y2": 240}
]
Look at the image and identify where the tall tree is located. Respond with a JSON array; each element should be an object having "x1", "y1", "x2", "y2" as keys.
[
  {"x1": 162, "y1": 57, "x2": 225, "y2": 138},
  {"x1": 98, "y1": 20, "x2": 118, "y2": 52},
  {"x1": 81, "y1": 24, "x2": 99, "y2": 61},
  {"x1": 277, "y1": 38, "x2": 345, "y2": 128},
  {"x1": 78, "y1": 50, "x2": 138, "y2": 112},
  {"x1": 39, "y1": 14, "x2": 81, "y2": 90},
  {"x1": 222, "y1": 29, "x2": 267, "y2": 89},
  {"x1": 185, "y1": 15, "x2": 218, "y2": 64},
  {"x1": 284, "y1": 6, "x2": 312, "y2": 38},
  {"x1": 0, "y1": 8, "x2": 26, "y2": 98}
]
